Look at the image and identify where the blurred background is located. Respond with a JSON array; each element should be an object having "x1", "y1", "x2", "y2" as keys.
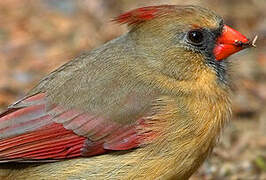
[{"x1": 0, "y1": 0, "x2": 265, "y2": 179}]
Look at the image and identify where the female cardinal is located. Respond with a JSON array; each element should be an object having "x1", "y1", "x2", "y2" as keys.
[{"x1": 0, "y1": 5, "x2": 253, "y2": 180}]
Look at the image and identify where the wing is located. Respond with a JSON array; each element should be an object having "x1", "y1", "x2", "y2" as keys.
[
  {"x1": 0, "y1": 37, "x2": 161, "y2": 162},
  {"x1": 0, "y1": 93, "x2": 156, "y2": 162}
]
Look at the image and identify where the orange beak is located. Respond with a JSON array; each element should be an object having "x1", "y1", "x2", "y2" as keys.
[{"x1": 214, "y1": 25, "x2": 252, "y2": 61}]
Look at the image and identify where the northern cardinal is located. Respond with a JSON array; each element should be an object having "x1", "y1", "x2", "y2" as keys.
[{"x1": 0, "y1": 5, "x2": 254, "y2": 180}]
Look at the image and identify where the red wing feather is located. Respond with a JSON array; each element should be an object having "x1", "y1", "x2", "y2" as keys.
[
  {"x1": 0, "y1": 93, "x2": 152, "y2": 162},
  {"x1": 0, "y1": 123, "x2": 86, "y2": 160}
]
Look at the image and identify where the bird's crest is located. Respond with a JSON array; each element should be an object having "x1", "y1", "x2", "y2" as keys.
[{"x1": 113, "y1": 5, "x2": 174, "y2": 26}]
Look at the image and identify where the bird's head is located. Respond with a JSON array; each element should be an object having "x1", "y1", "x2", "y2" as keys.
[{"x1": 114, "y1": 5, "x2": 255, "y2": 85}]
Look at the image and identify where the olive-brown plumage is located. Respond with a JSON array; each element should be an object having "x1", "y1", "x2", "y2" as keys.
[{"x1": 0, "y1": 5, "x2": 251, "y2": 180}]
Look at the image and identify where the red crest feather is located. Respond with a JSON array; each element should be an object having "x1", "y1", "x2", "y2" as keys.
[{"x1": 113, "y1": 5, "x2": 174, "y2": 26}]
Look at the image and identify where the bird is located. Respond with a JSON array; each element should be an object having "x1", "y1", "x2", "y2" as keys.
[{"x1": 0, "y1": 5, "x2": 253, "y2": 180}]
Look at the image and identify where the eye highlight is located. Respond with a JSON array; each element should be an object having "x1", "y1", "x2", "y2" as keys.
[{"x1": 187, "y1": 29, "x2": 204, "y2": 46}]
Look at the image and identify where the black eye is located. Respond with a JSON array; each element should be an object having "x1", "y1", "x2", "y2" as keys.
[{"x1": 187, "y1": 30, "x2": 204, "y2": 45}]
